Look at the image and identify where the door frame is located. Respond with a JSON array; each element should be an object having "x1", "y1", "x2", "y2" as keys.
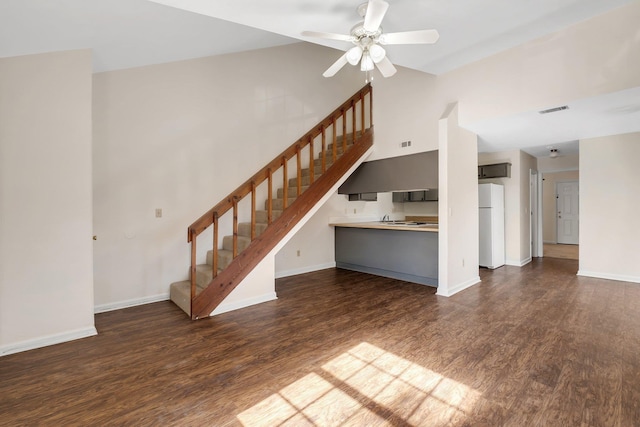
[{"x1": 530, "y1": 170, "x2": 543, "y2": 258}]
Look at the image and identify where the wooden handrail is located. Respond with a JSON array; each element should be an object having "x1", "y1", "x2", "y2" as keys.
[
  {"x1": 187, "y1": 83, "x2": 372, "y2": 240},
  {"x1": 186, "y1": 84, "x2": 373, "y2": 319}
]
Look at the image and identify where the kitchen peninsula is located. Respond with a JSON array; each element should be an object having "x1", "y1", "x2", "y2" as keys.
[{"x1": 330, "y1": 217, "x2": 438, "y2": 287}]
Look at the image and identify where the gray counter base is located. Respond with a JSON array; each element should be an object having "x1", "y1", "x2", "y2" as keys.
[
  {"x1": 336, "y1": 262, "x2": 438, "y2": 287},
  {"x1": 335, "y1": 226, "x2": 438, "y2": 287}
]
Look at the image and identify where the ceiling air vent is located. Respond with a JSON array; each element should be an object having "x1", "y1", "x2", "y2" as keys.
[{"x1": 539, "y1": 105, "x2": 569, "y2": 114}]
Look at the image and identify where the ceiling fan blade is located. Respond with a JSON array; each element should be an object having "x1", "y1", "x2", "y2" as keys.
[
  {"x1": 302, "y1": 31, "x2": 354, "y2": 42},
  {"x1": 323, "y1": 53, "x2": 349, "y2": 77},
  {"x1": 375, "y1": 56, "x2": 397, "y2": 78},
  {"x1": 379, "y1": 29, "x2": 440, "y2": 45},
  {"x1": 363, "y1": 0, "x2": 389, "y2": 32}
]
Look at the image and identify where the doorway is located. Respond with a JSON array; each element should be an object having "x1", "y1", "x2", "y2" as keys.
[{"x1": 556, "y1": 180, "x2": 579, "y2": 244}]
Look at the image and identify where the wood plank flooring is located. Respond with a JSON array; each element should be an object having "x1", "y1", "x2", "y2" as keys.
[
  {"x1": 2, "y1": 259, "x2": 640, "y2": 426},
  {"x1": 544, "y1": 243, "x2": 579, "y2": 260}
]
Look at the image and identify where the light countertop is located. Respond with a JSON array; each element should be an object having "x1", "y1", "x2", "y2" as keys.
[{"x1": 330, "y1": 221, "x2": 439, "y2": 233}]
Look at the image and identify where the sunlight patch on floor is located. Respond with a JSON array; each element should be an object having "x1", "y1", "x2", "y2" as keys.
[{"x1": 237, "y1": 342, "x2": 481, "y2": 426}]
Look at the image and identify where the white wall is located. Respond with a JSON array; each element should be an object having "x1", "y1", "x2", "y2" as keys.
[
  {"x1": 537, "y1": 153, "x2": 579, "y2": 173},
  {"x1": 0, "y1": 50, "x2": 95, "y2": 355},
  {"x1": 92, "y1": 43, "x2": 364, "y2": 310},
  {"x1": 437, "y1": 104, "x2": 480, "y2": 296},
  {"x1": 579, "y1": 132, "x2": 640, "y2": 283}
]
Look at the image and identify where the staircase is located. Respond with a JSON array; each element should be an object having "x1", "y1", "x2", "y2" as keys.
[{"x1": 170, "y1": 84, "x2": 374, "y2": 319}]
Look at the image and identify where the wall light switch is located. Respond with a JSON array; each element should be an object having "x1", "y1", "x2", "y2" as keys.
[{"x1": 155, "y1": 208, "x2": 162, "y2": 218}]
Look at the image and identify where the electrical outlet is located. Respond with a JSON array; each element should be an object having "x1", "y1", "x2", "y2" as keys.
[
  {"x1": 155, "y1": 208, "x2": 162, "y2": 218},
  {"x1": 296, "y1": 250, "x2": 301, "y2": 257},
  {"x1": 400, "y1": 140, "x2": 412, "y2": 148}
]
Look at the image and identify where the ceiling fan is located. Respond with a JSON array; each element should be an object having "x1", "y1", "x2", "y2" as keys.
[{"x1": 302, "y1": 0, "x2": 439, "y2": 79}]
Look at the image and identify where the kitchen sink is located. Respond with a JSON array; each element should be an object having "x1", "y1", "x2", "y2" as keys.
[{"x1": 379, "y1": 221, "x2": 438, "y2": 227}]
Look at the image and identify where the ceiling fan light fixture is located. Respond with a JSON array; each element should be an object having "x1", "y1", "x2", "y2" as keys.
[
  {"x1": 360, "y1": 52, "x2": 375, "y2": 71},
  {"x1": 346, "y1": 46, "x2": 363, "y2": 65},
  {"x1": 369, "y1": 44, "x2": 386, "y2": 63}
]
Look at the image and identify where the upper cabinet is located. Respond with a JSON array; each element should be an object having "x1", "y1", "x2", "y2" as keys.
[
  {"x1": 392, "y1": 189, "x2": 438, "y2": 202},
  {"x1": 478, "y1": 163, "x2": 511, "y2": 179}
]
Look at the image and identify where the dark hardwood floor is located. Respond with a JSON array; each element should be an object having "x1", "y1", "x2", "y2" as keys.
[{"x1": 2, "y1": 259, "x2": 640, "y2": 426}]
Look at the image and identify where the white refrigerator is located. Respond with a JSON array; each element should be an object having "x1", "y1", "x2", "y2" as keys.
[{"x1": 479, "y1": 183, "x2": 505, "y2": 269}]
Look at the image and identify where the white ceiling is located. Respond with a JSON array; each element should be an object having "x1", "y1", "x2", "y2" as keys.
[{"x1": 2, "y1": 0, "x2": 638, "y2": 157}]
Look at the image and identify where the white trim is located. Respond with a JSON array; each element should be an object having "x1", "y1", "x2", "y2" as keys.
[
  {"x1": 506, "y1": 257, "x2": 532, "y2": 267},
  {"x1": 275, "y1": 262, "x2": 336, "y2": 279},
  {"x1": 0, "y1": 327, "x2": 97, "y2": 357},
  {"x1": 577, "y1": 270, "x2": 640, "y2": 284},
  {"x1": 210, "y1": 292, "x2": 278, "y2": 316},
  {"x1": 94, "y1": 293, "x2": 169, "y2": 314},
  {"x1": 436, "y1": 276, "x2": 481, "y2": 297}
]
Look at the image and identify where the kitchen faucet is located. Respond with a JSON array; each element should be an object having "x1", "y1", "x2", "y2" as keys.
[{"x1": 382, "y1": 214, "x2": 390, "y2": 222}]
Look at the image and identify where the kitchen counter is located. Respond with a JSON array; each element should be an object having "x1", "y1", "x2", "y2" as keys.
[
  {"x1": 332, "y1": 221, "x2": 438, "y2": 287},
  {"x1": 329, "y1": 221, "x2": 438, "y2": 232}
]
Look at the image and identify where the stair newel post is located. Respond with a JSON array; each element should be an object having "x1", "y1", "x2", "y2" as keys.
[
  {"x1": 332, "y1": 118, "x2": 337, "y2": 163},
  {"x1": 321, "y1": 125, "x2": 326, "y2": 173},
  {"x1": 296, "y1": 145, "x2": 302, "y2": 197},
  {"x1": 190, "y1": 228, "x2": 197, "y2": 316},
  {"x1": 232, "y1": 197, "x2": 238, "y2": 258},
  {"x1": 267, "y1": 168, "x2": 273, "y2": 224},
  {"x1": 250, "y1": 181, "x2": 256, "y2": 240},
  {"x1": 212, "y1": 212, "x2": 218, "y2": 278},
  {"x1": 341, "y1": 108, "x2": 347, "y2": 153},
  {"x1": 351, "y1": 100, "x2": 356, "y2": 142},
  {"x1": 308, "y1": 136, "x2": 315, "y2": 185},
  {"x1": 282, "y1": 156, "x2": 288, "y2": 210}
]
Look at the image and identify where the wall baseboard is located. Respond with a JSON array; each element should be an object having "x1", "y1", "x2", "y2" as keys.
[
  {"x1": 94, "y1": 293, "x2": 169, "y2": 314},
  {"x1": 275, "y1": 262, "x2": 336, "y2": 279},
  {"x1": 577, "y1": 270, "x2": 640, "y2": 284},
  {"x1": 436, "y1": 276, "x2": 481, "y2": 297},
  {"x1": 506, "y1": 257, "x2": 532, "y2": 267},
  {"x1": 210, "y1": 292, "x2": 278, "y2": 316},
  {"x1": 1, "y1": 327, "x2": 97, "y2": 357}
]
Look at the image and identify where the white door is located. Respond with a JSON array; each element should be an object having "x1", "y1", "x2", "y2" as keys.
[{"x1": 557, "y1": 181, "x2": 579, "y2": 244}]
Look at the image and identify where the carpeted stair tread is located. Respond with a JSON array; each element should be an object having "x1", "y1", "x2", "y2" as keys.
[
  {"x1": 238, "y1": 222, "x2": 268, "y2": 238},
  {"x1": 255, "y1": 210, "x2": 282, "y2": 223},
  {"x1": 278, "y1": 186, "x2": 309, "y2": 199},
  {"x1": 223, "y1": 235, "x2": 251, "y2": 252}
]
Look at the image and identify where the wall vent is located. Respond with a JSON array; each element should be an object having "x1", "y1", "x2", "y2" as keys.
[{"x1": 539, "y1": 105, "x2": 569, "y2": 114}]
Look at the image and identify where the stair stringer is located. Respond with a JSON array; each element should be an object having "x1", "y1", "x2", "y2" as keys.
[{"x1": 192, "y1": 139, "x2": 374, "y2": 319}]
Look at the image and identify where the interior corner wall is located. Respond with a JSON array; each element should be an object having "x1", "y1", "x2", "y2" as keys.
[
  {"x1": 441, "y1": 1, "x2": 640, "y2": 126},
  {"x1": 478, "y1": 151, "x2": 521, "y2": 265},
  {"x1": 519, "y1": 151, "x2": 537, "y2": 263},
  {"x1": 437, "y1": 103, "x2": 480, "y2": 297},
  {"x1": 0, "y1": 50, "x2": 95, "y2": 355},
  {"x1": 579, "y1": 132, "x2": 640, "y2": 283},
  {"x1": 92, "y1": 42, "x2": 364, "y2": 309}
]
